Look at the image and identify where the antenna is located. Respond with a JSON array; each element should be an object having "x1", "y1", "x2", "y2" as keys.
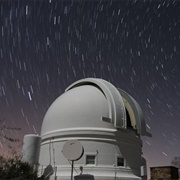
[{"x1": 62, "y1": 140, "x2": 84, "y2": 180}]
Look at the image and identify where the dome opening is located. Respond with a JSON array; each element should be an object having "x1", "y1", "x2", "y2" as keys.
[{"x1": 126, "y1": 108, "x2": 133, "y2": 129}]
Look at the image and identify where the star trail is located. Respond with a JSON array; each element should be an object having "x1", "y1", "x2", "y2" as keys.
[{"x1": 0, "y1": 0, "x2": 180, "y2": 172}]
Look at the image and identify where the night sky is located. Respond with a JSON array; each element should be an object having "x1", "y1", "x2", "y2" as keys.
[{"x1": 0, "y1": 0, "x2": 180, "y2": 171}]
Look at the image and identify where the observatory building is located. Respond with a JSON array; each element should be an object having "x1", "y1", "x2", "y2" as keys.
[{"x1": 22, "y1": 78, "x2": 151, "y2": 180}]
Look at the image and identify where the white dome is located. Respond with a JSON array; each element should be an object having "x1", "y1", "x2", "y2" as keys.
[
  {"x1": 41, "y1": 84, "x2": 113, "y2": 137},
  {"x1": 41, "y1": 78, "x2": 151, "y2": 138}
]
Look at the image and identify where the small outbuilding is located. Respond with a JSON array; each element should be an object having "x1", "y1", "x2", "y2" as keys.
[{"x1": 150, "y1": 166, "x2": 179, "y2": 180}]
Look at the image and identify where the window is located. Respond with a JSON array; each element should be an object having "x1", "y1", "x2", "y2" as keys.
[
  {"x1": 86, "y1": 155, "x2": 95, "y2": 165},
  {"x1": 117, "y1": 157, "x2": 125, "y2": 167}
]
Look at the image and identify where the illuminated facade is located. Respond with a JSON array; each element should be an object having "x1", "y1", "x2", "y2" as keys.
[{"x1": 22, "y1": 78, "x2": 151, "y2": 180}]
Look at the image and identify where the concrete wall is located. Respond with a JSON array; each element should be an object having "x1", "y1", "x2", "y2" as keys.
[{"x1": 39, "y1": 128, "x2": 143, "y2": 179}]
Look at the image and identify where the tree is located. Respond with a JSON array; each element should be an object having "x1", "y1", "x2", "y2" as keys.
[
  {"x1": 0, "y1": 156, "x2": 38, "y2": 179},
  {"x1": 0, "y1": 154, "x2": 44, "y2": 180},
  {"x1": 172, "y1": 157, "x2": 180, "y2": 168},
  {"x1": 0, "y1": 117, "x2": 21, "y2": 143},
  {"x1": 172, "y1": 157, "x2": 180, "y2": 180},
  {"x1": 0, "y1": 117, "x2": 44, "y2": 179}
]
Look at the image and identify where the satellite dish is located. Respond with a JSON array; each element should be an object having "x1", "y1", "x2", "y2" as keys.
[{"x1": 62, "y1": 140, "x2": 84, "y2": 161}]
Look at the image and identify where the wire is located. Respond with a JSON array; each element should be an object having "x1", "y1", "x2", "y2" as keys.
[
  {"x1": 68, "y1": 160, "x2": 79, "y2": 174},
  {"x1": 52, "y1": 139, "x2": 56, "y2": 167},
  {"x1": 49, "y1": 139, "x2": 52, "y2": 164}
]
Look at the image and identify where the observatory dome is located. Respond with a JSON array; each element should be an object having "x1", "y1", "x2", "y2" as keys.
[{"x1": 41, "y1": 78, "x2": 150, "y2": 139}]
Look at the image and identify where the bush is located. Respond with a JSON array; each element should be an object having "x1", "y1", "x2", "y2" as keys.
[{"x1": 0, "y1": 156, "x2": 43, "y2": 180}]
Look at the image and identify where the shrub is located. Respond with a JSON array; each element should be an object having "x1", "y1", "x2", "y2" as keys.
[{"x1": 0, "y1": 156, "x2": 43, "y2": 180}]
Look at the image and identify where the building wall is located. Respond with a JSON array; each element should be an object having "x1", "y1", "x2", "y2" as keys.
[
  {"x1": 38, "y1": 128, "x2": 143, "y2": 179},
  {"x1": 150, "y1": 166, "x2": 179, "y2": 180}
]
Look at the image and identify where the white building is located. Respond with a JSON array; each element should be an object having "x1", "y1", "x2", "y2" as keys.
[{"x1": 22, "y1": 78, "x2": 151, "y2": 180}]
